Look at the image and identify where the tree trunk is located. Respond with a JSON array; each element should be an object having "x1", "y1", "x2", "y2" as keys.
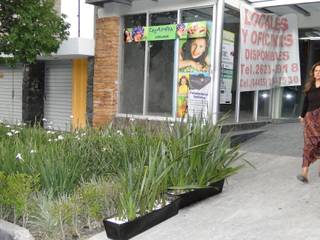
[{"x1": 22, "y1": 62, "x2": 45, "y2": 125}]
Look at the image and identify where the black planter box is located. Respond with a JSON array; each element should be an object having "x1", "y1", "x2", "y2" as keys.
[
  {"x1": 103, "y1": 198, "x2": 181, "y2": 240},
  {"x1": 170, "y1": 179, "x2": 225, "y2": 209}
]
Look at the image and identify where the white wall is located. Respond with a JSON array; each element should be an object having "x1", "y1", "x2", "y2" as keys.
[
  {"x1": 98, "y1": 0, "x2": 217, "y2": 17},
  {"x1": 61, "y1": 0, "x2": 94, "y2": 39}
]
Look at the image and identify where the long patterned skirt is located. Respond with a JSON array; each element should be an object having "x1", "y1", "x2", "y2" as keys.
[{"x1": 303, "y1": 108, "x2": 320, "y2": 167}]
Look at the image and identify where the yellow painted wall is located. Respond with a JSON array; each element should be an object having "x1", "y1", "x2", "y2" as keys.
[{"x1": 72, "y1": 59, "x2": 88, "y2": 129}]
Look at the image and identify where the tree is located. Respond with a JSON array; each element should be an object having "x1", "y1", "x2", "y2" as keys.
[
  {"x1": 0, "y1": 0, "x2": 70, "y2": 66},
  {"x1": 0, "y1": 0, "x2": 70, "y2": 125}
]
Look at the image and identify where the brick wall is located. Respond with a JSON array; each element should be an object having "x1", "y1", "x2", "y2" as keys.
[{"x1": 93, "y1": 17, "x2": 120, "y2": 127}]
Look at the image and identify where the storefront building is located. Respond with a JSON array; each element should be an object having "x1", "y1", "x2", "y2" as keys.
[{"x1": 84, "y1": 0, "x2": 320, "y2": 127}]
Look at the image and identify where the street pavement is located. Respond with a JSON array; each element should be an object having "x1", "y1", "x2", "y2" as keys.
[{"x1": 89, "y1": 122, "x2": 320, "y2": 240}]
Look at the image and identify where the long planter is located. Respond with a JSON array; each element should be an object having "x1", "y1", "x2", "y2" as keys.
[
  {"x1": 103, "y1": 198, "x2": 181, "y2": 240},
  {"x1": 170, "y1": 179, "x2": 225, "y2": 209}
]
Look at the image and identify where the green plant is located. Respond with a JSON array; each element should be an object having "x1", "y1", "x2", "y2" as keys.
[
  {"x1": 115, "y1": 142, "x2": 173, "y2": 221},
  {"x1": 0, "y1": 171, "x2": 39, "y2": 226},
  {"x1": 166, "y1": 116, "x2": 245, "y2": 190},
  {"x1": 77, "y1": 177, "x2": 116, "y2": 230}
]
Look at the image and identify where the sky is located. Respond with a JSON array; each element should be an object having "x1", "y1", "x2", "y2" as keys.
[{"x1": 61, "y1": 0, "x2": 94, "y2": 39}]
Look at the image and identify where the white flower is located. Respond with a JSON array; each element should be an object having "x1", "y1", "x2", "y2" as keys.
[
  {"x1": 14, "y1": 130, "x2": 19, "y2": 134},
  {"x1": 57, "y1": 135, "x2": 64, "y2": 140},
  {"x1": 6, "y1": 132, "x2": 13, "y2": 137},
  {"x1": 5, "y1": 125, "x2": 10, "y2": 128},
  {"x1": 48, "y1": 139, "x2": 52, "y2": 142},
  {"x1": 30, "y1": 149, "x2": 36, "y2": 154},
  {"x1": 12, "y1": 14, "x2": 18, "y2": 19},
  {"x1": 102, "y1": 147, "x2": 107, "y2": 152},
  {"x1": 70, "y1": 115, "x2": 74, "y2": 119},
  {"x1": 16, "y1": 153, "x2": 24, "y2": 162},
  {"x1": 170, "y1": 123, "x2": 175, "y2": 127},
  {"x1": 117, "y1": 130, "x2": 123, "y2": 136},
  {"x1": 42, "y1": 118, "x2": 47, "y2": 122},
  {"x1": 129, "y1": 118, "x2": 135, "y2": 122},
  {"x1": 81, "y1": 133, "x2": 86, "y2": 137}
]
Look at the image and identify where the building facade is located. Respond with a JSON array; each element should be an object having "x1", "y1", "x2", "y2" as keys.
[{"x1": 86, "y1": 0, "x2": 320, "y2": 127}]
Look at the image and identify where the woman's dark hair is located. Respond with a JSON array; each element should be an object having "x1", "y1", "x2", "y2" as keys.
[
  {"x1": 181, "y1": 36, "x2": 210, "y2": 66},
  {"x1": 179, "y1": 75, "x2": 189, "y2": 87},
  {"x1": 304, "y1": 61, "x2": 320, "y2": 94}
]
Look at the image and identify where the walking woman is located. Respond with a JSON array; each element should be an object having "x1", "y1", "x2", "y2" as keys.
[{"x1": 297, "y1": 61, "x2": 320, "y2": 183}]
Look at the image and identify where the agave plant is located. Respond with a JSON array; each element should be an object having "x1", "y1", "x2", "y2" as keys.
[
  {"x1": 115, "y1": 141, "x2": 173, "y2": 221},
  {"x1": 166, "y1": 116, "x2": 245, "y2": 190}
]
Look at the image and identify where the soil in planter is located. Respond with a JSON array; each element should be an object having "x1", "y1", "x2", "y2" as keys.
[{"x1": 103, "y1": 198, "x2": 181, "y2": 240}]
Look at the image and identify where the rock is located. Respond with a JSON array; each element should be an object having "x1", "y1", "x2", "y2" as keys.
[{"x1": 0, "y1": 219, "x2": 34, "y2": 240}]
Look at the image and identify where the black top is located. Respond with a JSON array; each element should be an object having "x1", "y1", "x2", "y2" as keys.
[{"x1": 301, "y1": 86, "x2": 320, "y2": 117}]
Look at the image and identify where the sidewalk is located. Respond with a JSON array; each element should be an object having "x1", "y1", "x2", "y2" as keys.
[{"x1": 90, "y1": 123, "x2": 320, "y2": 240}]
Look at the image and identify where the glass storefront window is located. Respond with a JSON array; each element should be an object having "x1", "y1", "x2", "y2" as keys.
[
  {"x1": 120, "y1": 14, "x2": 146, "y2": 114},
  {"x1": 147, "y1": 11, "x2": 177, "y2": 116},
  {"x1": 281, "y1": 86, "x2": 300, "y2": 118},
  {"x1": 220, "y1": 6, "x2": 240, "y2": 123},
  {"x1": 239, "y1": 91, "x2": 254, "y2": 121},
  {"x1": 258, "y1": 90, "x2": 271, "y2": 119}
]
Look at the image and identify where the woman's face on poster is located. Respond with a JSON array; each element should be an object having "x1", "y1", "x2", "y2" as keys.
[{"x1": 190, "y1": 38, "x2": 206, "y2": 59}]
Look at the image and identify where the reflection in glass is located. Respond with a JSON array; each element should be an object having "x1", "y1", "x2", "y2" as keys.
[
  {"x1": 281, "y1": 86, "x2": 300, "y2": 118},
  {"x1": 120, "y1": 14, "x2": 146, "y2": 114},
  {"x1": 258, "y1": 90, "x2": 271, "y2": 119},
  {"x1": 220, "y1": 6, "x2": 240, "y2": 123},
  {"x1": 239, "y1": 91, "x2": 254, "y2": 121},
  {"x1": 147, "y1": 12, "x2": 177, "y2": 116}
]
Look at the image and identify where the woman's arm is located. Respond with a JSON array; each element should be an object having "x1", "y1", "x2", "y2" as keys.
[{"x1": 300, "y1": 94, "x2": 308, "y2": 119}]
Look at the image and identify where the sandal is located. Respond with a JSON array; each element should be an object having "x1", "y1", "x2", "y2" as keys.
[{"x1": 297, "y1": 174, "x2": 309, "y2": 183}]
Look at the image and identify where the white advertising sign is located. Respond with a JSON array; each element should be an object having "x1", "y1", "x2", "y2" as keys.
[
  {"x1": 220, "y1": 30, "x2": 235, "y2": 104},
  {"x1": 239, "y1": 5, "x2": 301, "y2": 92}
]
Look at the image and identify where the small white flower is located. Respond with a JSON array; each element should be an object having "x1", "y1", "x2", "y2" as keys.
[
  {"x1": 117, "y1": 130, "x2": 123, "y2": 136},
  {"x1": 6, "y1": 125, "x2": 10, "y2": 128},
  {"x1": 170, "y1": 123, "x2": 175, "y2": 127},
  {"x1": 102, "y1": 147, "x2": 107, "y2": 152},
  {"x1": 42, "y1": 118, "x2": 47, "y2": 122},
  {"x1": 70, "y1": 115, "x2": 74, "y2": 119},
  {"x1": 129, "y1": 118, "x2": 135, "y2": 122},
  {"x1": 6, "y1": 132, "x2": 13, "y2": 136},
  {"x1": 30, "y1": 149, "x2": 36, "y2": 154},
  {"x1": 81, "y1": 133, "x2": 86, "y2": 137},
  {"x1": 48, "y1": 139, "x2": 52, "y2": 142},
  {"x1": 17, "y1": 122, "x2": 21, "y2": 126},
  {"x1": 57, "y1": 135, "x2": 64, "y2": 140},
  {"x1": 16, "y1": 153, "x2": 24, "y2": 162},
  {"x1": 14, "y1": 130, "x2": 19, "y2": 134}
]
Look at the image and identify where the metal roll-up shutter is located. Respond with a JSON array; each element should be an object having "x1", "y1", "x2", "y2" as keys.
[
  {"x1": 0, "y1": 66, "x2": 23, "y2": 124},
  {"x1": 44, "y1": 60, "x2": 72, "y2": 131}
]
